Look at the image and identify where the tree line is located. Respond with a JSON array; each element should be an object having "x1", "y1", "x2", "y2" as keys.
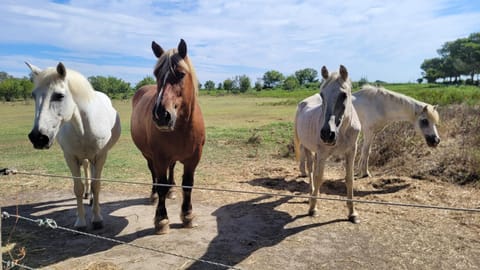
[
  {"x1": 0, "y1": 67, "x2": 322, "y2": 101},
  {"x1": 420, "y1": 32, "x2": 480, "y2": 84}
]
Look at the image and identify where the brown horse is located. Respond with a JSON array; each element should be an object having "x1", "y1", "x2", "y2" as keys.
[{"x1": 130, "y1": 39, "x2": 205, "y2": 234}]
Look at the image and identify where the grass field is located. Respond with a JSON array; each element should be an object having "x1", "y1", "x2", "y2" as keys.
[{"x1": 1, "y1": 82, "x2": 479, "y2": 189}]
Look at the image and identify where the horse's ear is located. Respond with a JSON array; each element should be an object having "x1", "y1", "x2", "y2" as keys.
[
  {"x1": 152, "y1": 41, "x2": 164, "y2": 58},
  {"x1": 339, "y1": 65, "x2": 348, "y2": 81},
  {"x1": 321, "y1": 66, "x2": 329, "y2": 80},
  {"x1": 56, "y1": 62, "x2": 66, "y2": 78},
  {"x1": 25, "y1": 62, "x2": 41, "y2": 77},
  {"x1": 178, "y1": 39, "x2": 187, "y2": 59},
  {"x1": 422, "y1": 105, "x2": 428, "y2": 113},
  {"x1": 433, "y1": 104, "x2": 439, "y2": 111}
]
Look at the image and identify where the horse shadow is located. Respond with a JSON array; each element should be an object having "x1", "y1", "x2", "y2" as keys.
[
  {"x1": 1, "y1": 194, "x2": 152, "y2": 268},
  {"x1": 247, "y1": 175, "x2": 410, "y2": 198},
  {"x1": 187, "y1": 193, "x2": 347, "y2": 269}
]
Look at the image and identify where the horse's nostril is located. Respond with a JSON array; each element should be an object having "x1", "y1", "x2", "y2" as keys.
[{"x1": 164, "y1": 111, "x2": 171, "y2": 123}]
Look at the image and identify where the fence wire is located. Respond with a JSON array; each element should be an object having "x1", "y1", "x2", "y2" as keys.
[{"x1": 9, "y1": 170, "x2": 480, "y2": 213}]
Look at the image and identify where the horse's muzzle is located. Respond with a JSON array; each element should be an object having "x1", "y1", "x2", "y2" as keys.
[
  {"x1": 153, "y1": 111, "x2": 175, "y2": 132},
  {"x1": 28, "y1": 130, "x2": 51, "y2": 149},
  {"x1": 425, "y1": 135, "x2": 440, "y2": 147},
  {"x1": 320, "y1": 128, "x2": 336, "y2": 145}
]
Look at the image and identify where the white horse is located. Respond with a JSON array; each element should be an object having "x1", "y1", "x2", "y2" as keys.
[
  {"x1": 352, "y1": 85, "x2": 440, "y2": 178},
  {"x1": 294, "y1": 65, "x2": 361, "y2": 223},
  {"x1": 298, "y1": 85, "x2": 441, "y2": 178},
  {"x1": 26, "y1": 62, "x2": 121, "y2": 230}
]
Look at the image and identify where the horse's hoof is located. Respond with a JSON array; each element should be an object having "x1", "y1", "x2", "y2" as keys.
[
  {"x1": 348, "y1": 215, "x2": 360, "y2": 224},
  {"x1": 308, "y1": 209, "x2": 318, "y2": 217},
  {"x1": 181, "y1": 213, "x2": 197, "y2": 228},
  {"x1": 154, "y1": 218, "x2": 170, "y2": 235},
  {"x1": 299, "y1": 173, "x2": 307, "y2": 178},
  {"x1": 92, "y1": 220, "x2": 104, "y2": 230},
  {"x1": 150, "y1": 192, "x2": 159, "y2": 205},
  {"x1": 167, "y1": 190, "x2": 177, "y2": 200}
]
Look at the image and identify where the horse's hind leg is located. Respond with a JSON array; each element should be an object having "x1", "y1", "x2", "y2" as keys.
[
  {"x1": 166, "y1": 162, "x2": 177, "y2": 200},
  {"x1": 82, "y1": 159, "x2": 91, "y2": 201},
  {"x1": 358, "y1": 131, "x2": 374, "y2": 178},
  {"x1": 298, "y1": 145, "x2": 307, "y2": 177}
]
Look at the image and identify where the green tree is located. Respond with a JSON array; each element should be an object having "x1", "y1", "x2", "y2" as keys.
[
  {"x1": 0, "y1": 78, "x2": 20, "y2": 101},
  {"x1": 134, "y1": 76, "x2": 156, "y2": 90},
  {"x1": 421, "y1": 58, "x2": 443, "y2": 83},
  {"x1": 262, "y1": 70, "x2": 284, "y2": 88},
  {"x1": 89, "y1": 76, "x2": 132, "y2": 99},
  {"x1": 217, "y1": 82, "x2": 223, "y2": 90},
  {"x1": 282, "y1": 75, "x2": 299, "y2": 91},
  {"x1": 204, "y1": 80, "x2": 215, "y2": 90},
  {"x1": 223, "y1": 79, "x2": 234, "y2": 92},
  {"x1": 237, "y1": 75, "x2": 251, "y2": 93},
  {"x1": 295, "y1": 68, "x2": 318, "y2": 85}
]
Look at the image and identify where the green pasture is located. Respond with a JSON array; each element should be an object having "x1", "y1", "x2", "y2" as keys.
[
  {"x1": 0, "y1": 96, "x2": 297, "y2": 188},
  {"x1": 1, "y1": 83, "x2": 478, "y2": 189}
]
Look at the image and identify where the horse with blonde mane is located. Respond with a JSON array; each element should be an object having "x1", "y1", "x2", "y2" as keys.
[
  {"x1": 352, "y1": 85, "x2": 440, "y2": 178},
  {"x1": 26, "y1": 62, "x2": 121, "y2": 230},
  {"x1": 294, "y1": 65, "x2": 361, "y2": 223},
  {"x1": 130, "y1": 39, "x2": 205, "y2": 234}
]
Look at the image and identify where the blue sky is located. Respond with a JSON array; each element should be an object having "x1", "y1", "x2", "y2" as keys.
[{"x1": 1, "y1": 0, "x2": 479, "y2": 85}]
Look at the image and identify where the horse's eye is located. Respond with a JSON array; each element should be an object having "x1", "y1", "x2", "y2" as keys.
[
  {"x1": 52, "y1": 93, "x2": 65, "y2": 102},
  {"x1": 420, "y1": 118, "x2": 429, "y2": 127}
]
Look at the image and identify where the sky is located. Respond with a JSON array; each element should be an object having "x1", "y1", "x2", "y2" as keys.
[{"x1": 1, "y1": 0, "x2": 479, "y2": 85}]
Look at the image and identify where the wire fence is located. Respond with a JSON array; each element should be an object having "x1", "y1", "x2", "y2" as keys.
[{"x1": 1, "y1": 168, "x2": 479, "y2": 270}]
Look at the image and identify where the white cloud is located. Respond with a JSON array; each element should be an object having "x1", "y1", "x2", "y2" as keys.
[{"x1": 0, "y1": 0, "x2": 479, "y2": 84}]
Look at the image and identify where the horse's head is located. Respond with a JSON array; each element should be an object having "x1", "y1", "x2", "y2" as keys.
[
  {"x1": 151, "y1": 39, "x2": 197, "y2": 131},
  {"x1": 415, "y1": 105, "x2": 440, "y2": 147},
  {"x1": 319, "y1": 65, "x2": 352, "y2": 146},
  {"x1": 26, "y1": 62, "x2": 76, "y2": 149}
]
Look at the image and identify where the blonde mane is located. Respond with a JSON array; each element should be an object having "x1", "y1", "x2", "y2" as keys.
[
  {"x1": 153, "y1": 48, "x2": 198, "y2": 96},
  {"x1": 34, "y1": 67, "x2": 96, "y2": 102},
  {"x1": 361, "y1": 84, "x2": 439, "y2": 124}
]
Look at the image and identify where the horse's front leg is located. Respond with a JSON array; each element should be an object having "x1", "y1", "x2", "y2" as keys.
[
  {"x1": 154, "y1": 169, "x2": 170, "y2": 234},
  {"x1": 308, "y1": 155, "x2": 326, "y2": 217},
  {"x1": 65, "y1": 156, "x2": 87, "y2": 230},
  {"x1": 180, "y1": 157, "x2": 201, "y2": 229},
  {"x1": 90, "y1": 154, "x2": 107, "y2": 229},
  {"x1": 346, "y1": 150, "x2": 359, "y2": 223}
]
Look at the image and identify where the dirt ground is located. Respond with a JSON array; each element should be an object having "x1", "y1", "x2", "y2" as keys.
[{"x1": 1, "y1": 155, "x2": 480, "y2": 270}]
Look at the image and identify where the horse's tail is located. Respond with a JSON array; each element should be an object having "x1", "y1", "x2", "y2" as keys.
[{"x1": 293, "y1": 111, "x2": 301, "y2": 162}]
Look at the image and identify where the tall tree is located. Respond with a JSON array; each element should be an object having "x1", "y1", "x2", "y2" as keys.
[
  {"x1": 262, "y1": 70, "x2": 284, "y2": 88},
  {"x1": 204, "y1": 80, "x2": 215, "y2": 90},
  {"x1": 294, "y1": 68, "x2": 318, "y2": 85}
]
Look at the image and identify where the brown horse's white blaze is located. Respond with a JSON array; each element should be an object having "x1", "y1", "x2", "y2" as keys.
[{"x1": 130, "y1": 39, "x2": 205, "y2": 235}]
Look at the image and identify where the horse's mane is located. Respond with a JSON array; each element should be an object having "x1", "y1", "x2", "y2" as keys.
[
  {"x1": 320, "y1": 71, "x2": 352, "y2": 90},
  {"x1": 361, "y1": 84, "x2": 439, "y2": 123},
  {"x1": 153, "y1": 49, "x2": 198, "y2": 96},
  {"x1": 34, "y1": 67, "x2": 96, "y2": 102}
]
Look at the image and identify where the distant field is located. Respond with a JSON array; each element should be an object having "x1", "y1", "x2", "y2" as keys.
[{"x1": 201, "y1": 83, "x2": 480, "y2": 106}]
